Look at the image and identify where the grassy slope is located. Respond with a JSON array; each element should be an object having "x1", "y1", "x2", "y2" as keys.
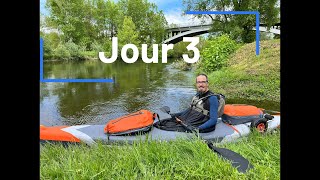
[
  {"x1": 40, "y1": 130, "x2": 279, "y2": 179},
  {"x1": 207, "y1": 39, "x2": 280, "y2": 102}
]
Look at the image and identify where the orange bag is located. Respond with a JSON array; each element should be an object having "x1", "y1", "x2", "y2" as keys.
[
  {"x1": 104, "y1": 110, "x2": 157, "y2": 135},
  {"x1": 222, "y1": 104, "x2": 264, "y2": 125}
]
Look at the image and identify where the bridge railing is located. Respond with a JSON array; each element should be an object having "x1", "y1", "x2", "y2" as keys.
[
  {"x1": 167, "y1": 23, "x2": 280, "y2": 30},
  {"x1": 166, "y1": 23, "x2": 212, "y2": 30}
]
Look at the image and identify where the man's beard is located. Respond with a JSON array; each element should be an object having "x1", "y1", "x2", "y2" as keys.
[
  {"x1": 198, "y1": 91, "x2": 204, "y2": 96},
  {"x1": 198, "y1": 88, "x2": 206, "y2": 96}
]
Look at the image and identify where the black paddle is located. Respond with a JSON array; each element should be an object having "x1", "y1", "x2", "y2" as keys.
[{"x1": 159, "y1": 106, "x2": 253, "y2": 173}]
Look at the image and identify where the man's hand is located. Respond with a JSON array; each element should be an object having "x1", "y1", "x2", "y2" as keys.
[
  {"x1": 176, "y1": 117, "x2": 199, "y2": 134},
  {"x1": 175, "y1": 117, "x2": 182, "y2": 123}
]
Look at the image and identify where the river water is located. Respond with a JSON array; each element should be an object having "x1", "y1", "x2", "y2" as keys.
[{"x1": 40, "y1": 59, "x2": 279, "y2": 126}]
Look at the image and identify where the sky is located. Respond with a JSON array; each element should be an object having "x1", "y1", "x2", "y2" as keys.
[
  {"x1": 148, "y1": 0, "x2": 210, "y2": 26},
  {"x1": 40, "y1": 0, "x2": 210, "y2": 26}
]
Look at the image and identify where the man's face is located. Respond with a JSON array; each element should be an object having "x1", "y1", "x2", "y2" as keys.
[{"x1": 196, "y1": 75, "x2": 209, "y2": 93}]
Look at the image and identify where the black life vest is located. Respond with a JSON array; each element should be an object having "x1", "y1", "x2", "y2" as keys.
[{"x1": 154, "y1": 91, "x2": 225, "y2": 132}]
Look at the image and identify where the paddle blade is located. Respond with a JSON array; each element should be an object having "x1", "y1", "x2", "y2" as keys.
[
  {"x1": 159, "y1": 106, "x2": 170, "y2": 114},
  {"x1": 207, "y1": 142, "x2": 253, "y2": 173}
]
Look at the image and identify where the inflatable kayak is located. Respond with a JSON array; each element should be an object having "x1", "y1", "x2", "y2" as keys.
[{"x1": 40, "y1": 114, "x2": 280, "y2": 146}]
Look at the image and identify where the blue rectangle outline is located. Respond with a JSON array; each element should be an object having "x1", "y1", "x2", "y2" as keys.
[
  {"x1": 185, "y1": 11, "x2": 260, "y2": 55},
  {"x1": 40, "y1": 38, "x2": 114, "y2": 83}
]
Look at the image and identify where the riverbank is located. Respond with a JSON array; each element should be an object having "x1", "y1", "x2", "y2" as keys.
[
  {"x1": 40, "y1": 130, "x2": 279, "y2": 179},
  {"x1": 206, "y1": 39, "x2": 280, "y2": 103}
]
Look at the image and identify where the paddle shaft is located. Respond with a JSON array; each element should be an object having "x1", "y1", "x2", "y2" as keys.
[{"x1": 160, "y1": 108, "x2": 252, "y2": 173}]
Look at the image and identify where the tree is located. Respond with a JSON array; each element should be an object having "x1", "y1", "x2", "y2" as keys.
[
  {"x1": 148, "y1": 9, "x2": 167, "y2": 44},
  {"x1": 94, "y1": 0, "x2": 108, "y2": 39},
  {"x1": 105, "y1": 0, "x2": 121, "y2": 38},
  {"x1": 118, "y1": 0, "x2": 167, "y2": 44},
  {"x1": 46, "y1": 0, "x2": 98, "y2": 49},
  {"x1": 183, "y1": 0, "x2": 280, "y2": 43},
  {"x1": 117, "y1": 16, "x2": 140, "y2": 56}
]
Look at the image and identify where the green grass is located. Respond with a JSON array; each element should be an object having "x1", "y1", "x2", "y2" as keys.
[
  {"x1": 40, "y1": 130, "x2": 280, "y2": 179},
  {"x1": 206, "y1": 39, "x2": 280, "y2": 102}
]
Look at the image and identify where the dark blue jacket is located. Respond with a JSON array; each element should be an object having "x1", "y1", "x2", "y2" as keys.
[{"x1": 172, "y1": 91, "x2": 218, "y2": 131}]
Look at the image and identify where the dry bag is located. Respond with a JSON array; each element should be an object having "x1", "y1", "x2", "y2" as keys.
[
  {"x1": 104, "y1": 110, "x2": 157, "y2": 135},
  {"x1": 222, "y1": 104, "x2": 264, "y2": 125}
]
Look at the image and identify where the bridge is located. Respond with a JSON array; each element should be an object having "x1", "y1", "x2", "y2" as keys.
[{"x1": 163, "y1": 23, "x2": 280, "y2": 44}]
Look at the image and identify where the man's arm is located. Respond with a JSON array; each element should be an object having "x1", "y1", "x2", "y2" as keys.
[{"x1": 198, "y1": 96, "x2": 218, "y2": 130}]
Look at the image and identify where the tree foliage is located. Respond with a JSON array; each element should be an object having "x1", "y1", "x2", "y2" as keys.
[
  {"x1": 199, "y1": 34, "x2": 239, "y2": 73},
  {"x1": 44, "y1": 0, "x2": 167, "y2": 51},
  {"x1": 183, "y1": 0, "x2": 280, "y2": 43},
  {"x1": 117, "y1": 0, "x2": 167, "y2": 44},
  {"x1": 46, "y1": 0, "x2": 97, "y2": 48},
  {"x1": 117, "y1": 16, "x2": 140, "y2": 47}
]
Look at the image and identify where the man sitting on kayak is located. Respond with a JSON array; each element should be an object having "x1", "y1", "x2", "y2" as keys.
[{"x1": 154, "y1": 73, "x2": 225, "y2": 133}]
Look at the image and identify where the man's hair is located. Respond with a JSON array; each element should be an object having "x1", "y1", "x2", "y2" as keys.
[{"x1": 196, "y1": 73, "x2": 208, "y2": 82}]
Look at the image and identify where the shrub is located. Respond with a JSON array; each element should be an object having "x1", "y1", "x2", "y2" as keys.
[
  {"x1": 199, "y1": 34, "x2": 239, "y2": 73},
  {"x1": 91, "y1": 40, "x2": 104, "y2": 52},
  {"x1": 65, "y1": 40, "x2": 82, "y2": 60},
  {"x1": 53, "y1": 43, "x2": 71, "y2": 60}
]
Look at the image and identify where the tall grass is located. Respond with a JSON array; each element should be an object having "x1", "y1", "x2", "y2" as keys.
[
  {"x1": 206, "y1": 39, "x2": 280, "y2": 102},
  {"x1": 40, "y1": 130, "x2": 280, "y2": 179}
]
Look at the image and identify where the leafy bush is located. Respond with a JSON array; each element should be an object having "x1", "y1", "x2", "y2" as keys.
[
  {"x1": 43, "y1": 40, "x2": 54, "y2": 60},
  {"x1": 167, "y1": 49, "x2": 174, "y2": 58},
  {"x1": 199, "y1": 34, "x2": 239, "y2": 73},
  {"x1": 91, "y1": 40, "x2": 104, "y2": 52},
  {"x1": 172, "y1": 41, "x2": 191, "y2": 58},
  {"x1": 65, "y1": 40, "x2": 82, "y2": 60},
  {"x1": 42, "y1": 32, "x2": 61, "y2": 60},
  {"x1": 53, "y1": 43, "x2": 71, "y2": 60}
]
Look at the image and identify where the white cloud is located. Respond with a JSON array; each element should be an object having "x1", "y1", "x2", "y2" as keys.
[{"x1": 164, "y1": 8, "x2": 211, "y2": 26}]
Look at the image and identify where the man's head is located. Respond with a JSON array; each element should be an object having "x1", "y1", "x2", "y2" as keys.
[{"x1": 196, "y1": 73, "x2": 209, "y2": 94}]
